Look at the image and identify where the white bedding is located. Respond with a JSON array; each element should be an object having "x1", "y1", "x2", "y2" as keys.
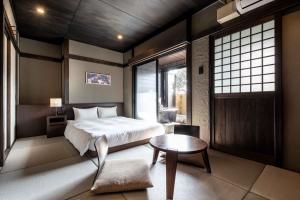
[{"x1": 64, "y1": 117, "x2": 165, "y2": 156}]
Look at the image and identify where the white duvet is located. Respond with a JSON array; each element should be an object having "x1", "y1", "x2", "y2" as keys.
[{"x1": 64, "y1": 117, "x2": 165, "y2": 156}]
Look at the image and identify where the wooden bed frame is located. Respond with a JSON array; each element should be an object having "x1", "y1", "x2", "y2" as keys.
[{"x1": 87, "y1": 138, "x2": 151, "y2": 157}]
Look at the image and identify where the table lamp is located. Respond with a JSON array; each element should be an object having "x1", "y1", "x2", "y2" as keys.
[{"x1": 50, "y1": 98, "x2": 62, "y2": 116}]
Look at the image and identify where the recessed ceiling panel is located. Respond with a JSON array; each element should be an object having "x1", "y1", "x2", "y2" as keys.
[
  {"x1": 68, "y1": 0, "x2": 157, "y2": 51},
  {"x1": 13, "y1": 0, "x2": 80, "y2": 43},
  {"x1": 12, "y1": 0, "x2": 217, "y2": 51}
]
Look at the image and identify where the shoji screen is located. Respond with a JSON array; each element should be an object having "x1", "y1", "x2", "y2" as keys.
[
  {"x1": 214, "y1": 20, "x2": 275, "y2": 94},
  {"x1": 211, "y1": 18, "x2": 281, "y2": 164},
  {"x1": 135, "y1": 61, "x2": 157, "y2": 121}
]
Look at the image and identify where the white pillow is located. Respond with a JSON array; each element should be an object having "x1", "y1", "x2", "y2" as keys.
[
  {"x1": 98, "y1": 106, "x2": 117, "y2": 118},
  {"x1": 73, "y1": 107, "x2": 98, "y2": 121}
]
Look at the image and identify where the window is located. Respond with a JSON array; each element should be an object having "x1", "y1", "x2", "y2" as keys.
[
  {"x1": 135, "y1": 61, "x2": 157, "y2": 121},
  {"x1": 214, "y1": 20, "x2": 276, "y2": 94}
]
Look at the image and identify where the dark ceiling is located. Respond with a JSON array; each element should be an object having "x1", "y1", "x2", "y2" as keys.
[{"x1": 12, "y1": 0, "x2": 216, "y2": 52}]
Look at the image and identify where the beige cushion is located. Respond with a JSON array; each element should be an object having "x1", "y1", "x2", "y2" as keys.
[
  {"x1": 91, "y1": 159, "x2": 153, "y2": 194},
  {"x1": 251, "y1": 165, "x2": 300, "y2": 200}
]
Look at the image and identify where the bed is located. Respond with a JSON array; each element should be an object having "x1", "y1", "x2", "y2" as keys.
[{"x1": 64, "y1": 116, "x2": 165, "y2": 156}]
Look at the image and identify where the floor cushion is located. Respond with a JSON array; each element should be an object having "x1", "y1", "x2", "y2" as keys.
[{"x1": 91, "y1": 158, "x2": 153, "y2": 194}]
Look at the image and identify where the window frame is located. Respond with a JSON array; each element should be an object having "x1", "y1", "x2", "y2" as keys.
[{"x1": 212, "y1": 16, "x2": 278, "y2": 96}]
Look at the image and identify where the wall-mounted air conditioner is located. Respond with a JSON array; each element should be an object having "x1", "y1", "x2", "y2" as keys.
[
  {"x1": 217, "y1": 1, "x2": 240, "y2": 24},
  {"x1": 235, "y1": 0, "x2": 275, "y2": 14}
]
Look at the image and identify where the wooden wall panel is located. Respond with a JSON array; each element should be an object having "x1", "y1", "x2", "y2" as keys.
[
  {"x1": 16, "y1": 103, "x2": 124, "y2": 138},
  {"x1": 213, "y1": 95, "x2": 276, "y2": 163}
]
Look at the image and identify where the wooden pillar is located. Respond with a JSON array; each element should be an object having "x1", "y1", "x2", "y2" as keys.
[
  {"x1": 62, "y1": 39, "x2": 69, "y2": 104},
  {"x1": 186, "y1": 16, "x2": 193, "y2": 125}
]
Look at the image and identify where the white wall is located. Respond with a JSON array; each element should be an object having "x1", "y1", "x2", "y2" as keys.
[
  {"x1": 69, "y1": 40, "x2": 123, "y2": 64},
  {"x1": 68, "y1": 40, "x2": 124, "y2": 104},
  {"x1": 20, "y1": 37, "x2": 62, "y2": 58},
  {"x1": 282, "y1": 10, "x2": 300, "y2": 172},
  {"x1": 192, "y1": 37, "x2": 210, "y2": 144},
  {"x1": 19, "y1": 37, "x2": 62, "y2": 104},
  {"x1": 69, "y1": 59, "x2": 123, "y2": 103}
]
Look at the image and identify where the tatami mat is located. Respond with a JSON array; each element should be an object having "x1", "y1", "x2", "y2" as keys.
[
  {"x1": 0, "y1": 156, "x2": 97, "y2": 200},
  {"x1": 251, "y1": 165, "x2": 300, "y2": 200},
  {"x1": 1, "y1": 136, "x2": 78, "y2": 173},
  {"x1": 208, "y1": 150, "x2": 266, "y2": 190},
  {"x1": 2, "y1": 136, "x2": 298, "y2": 200},
  {"x1": 92, "y1": 145, "x2": 248, "y2": 200},
  {"x1": 68, "y1": 191, "x2": 126, "y2": 200},
  {"x1": 243, "y1": 192, "x2": 269, "y2": 200}
]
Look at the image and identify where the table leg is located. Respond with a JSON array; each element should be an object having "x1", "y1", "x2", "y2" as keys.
[
  {"x1": 166, "y1": 151, "x2": 178, "y2": 200},
  {"x1": 152, "y1": 148, "x2": 159, "y2": 165},
  {"x1": 201, "y1": 149, "x2": 211, "y2": 173}
]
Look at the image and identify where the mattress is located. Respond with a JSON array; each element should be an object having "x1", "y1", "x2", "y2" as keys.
[{"x1": 64, "y1": 117, "x2": 165, "y2": 156}]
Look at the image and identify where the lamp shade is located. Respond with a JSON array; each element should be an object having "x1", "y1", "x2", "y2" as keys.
[{"x1": 50, "y1": 98, "x2": 62, "y2": 107}]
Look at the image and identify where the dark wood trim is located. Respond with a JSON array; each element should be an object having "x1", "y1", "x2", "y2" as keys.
[
  {"x1": 129, "y1": 41, "x2": 189, "y2": 65},
  {"x1": 6, "y1": 37, "x2": 11, "y2": 148},
  {"x1": 209, "y1": 35, "x2": 214, "y2": 148},
  {"x1": 20, "y1": 52, "x2": 62, "y2": 63},
  {"x1": 0, "y1": 3, "x2": 4, "y2": 167},
  {"x1": 132, "y1": 64, "x2": 136, "y2": 118},
  {"x1": 67, "y1": 54, "x2": 124, "y2": 68},
  {"x1": 274, "y1": 14, "x2": 283, "y2": 166},
  {"x1": 156, "y1": 60, "x2": 159, "y2": 120},
  {"x1": 186, "y1": 16, "x2": 192, "y2": 125},
  {"x1": 63, "y1": 39, "x2": 69, "y2": 104}
]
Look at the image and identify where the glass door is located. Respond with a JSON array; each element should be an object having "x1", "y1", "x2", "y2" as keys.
[{"x1": 135, "y1": 60, "x2": 158, "y2": 121}]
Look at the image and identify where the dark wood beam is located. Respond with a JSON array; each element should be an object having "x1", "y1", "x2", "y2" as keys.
[
  {"x1": 129, "y1": 41, "x2": 189, "y2": 66},
  {"x1": 186, "y1": 16, "x2": 192, "y2": 125},
  {"x1": 20, "y1": 52, "x2": 62, "y2": 63}
]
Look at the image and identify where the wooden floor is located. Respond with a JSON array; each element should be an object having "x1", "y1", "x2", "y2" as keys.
[{"x1": 0, "y1": 136, "x2": 299, "y2": 200}]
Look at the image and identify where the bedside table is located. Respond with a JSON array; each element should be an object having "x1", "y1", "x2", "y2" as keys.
[{"x1": 46, "y1": 115, "x2": 67, "y2": 138}]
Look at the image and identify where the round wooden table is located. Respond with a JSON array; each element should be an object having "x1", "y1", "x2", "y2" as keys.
[{"x1": 149, "y1": 134, "x2": 211, "y2": 200}]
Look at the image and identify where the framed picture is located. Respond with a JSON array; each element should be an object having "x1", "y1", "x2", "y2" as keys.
[{"x1": 85, "y1": 72, "x2": 111, "y2": 86}]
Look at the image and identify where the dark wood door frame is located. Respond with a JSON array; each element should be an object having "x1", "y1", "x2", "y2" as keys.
[
  {"x1": 132, "y1": 43, "x2": 192, "y2": 124},
  {"x1": 6, "y1": 34, "x2": 11, "y2": 149},
  {"x1": 0, "y1": 3, "x2": 4, "y2": 167},
  {"x1": 209, "y1": 16, "x2": 282, "y2": 165}
]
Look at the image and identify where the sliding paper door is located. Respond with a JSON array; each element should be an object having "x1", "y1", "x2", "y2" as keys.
[{"x1": 135, "y1": 61, "x2": 157, "y2": 121}]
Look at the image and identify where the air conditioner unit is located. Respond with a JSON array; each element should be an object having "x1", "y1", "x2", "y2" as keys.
[
  {"x1": 235, "y1": 0, "x2": 275, "y2": 14},
  {"x1": 217, "y1": 1, "x2": 240, "y2": 24}
]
